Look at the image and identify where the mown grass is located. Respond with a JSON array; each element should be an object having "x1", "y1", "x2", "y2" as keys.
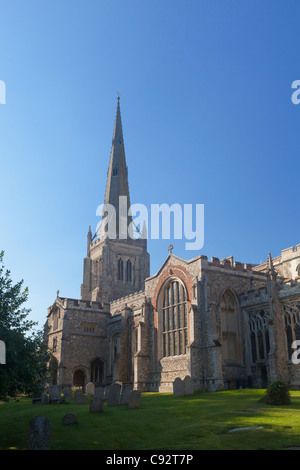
[{"x1": 1, "y1": 389, "x2": 300, "y2": 450}]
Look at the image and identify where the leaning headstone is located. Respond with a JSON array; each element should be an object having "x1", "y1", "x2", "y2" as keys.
[
  {"x1": 62, "y1": 386, "x2": 72, "y2": 399},
  {"x1": 89, "y1": 396, "x2": 104, "y2": 413},
  {"x1": 74, "y1": 392, "x2": 85, "y2": 405},
  {"x1": 62, "y1": 413, "x2": 78, "y2": 426},
  {"x1": 173, "y1": 377, "x2": 184, "y2": 397},
  {"x1": 120, "y1": 384, "x2": 133, "y2": 405},
  {"x1": 28, "y1": 415, "x2": 50, "y2": 450},
  {"x1": 94, "y1": 385, "x2": 105, "y2": 399},
  {"x1": 107, "y1": 383, "x2": 121, "y2": 407},
  {"x1": 86, "y1": 382, "x2": 95, "y2": 396},
  {"x1": 128, "y1": 390, "x2": 141, "y2": 409},
  {"x1": 183, "y1": 376, "x2": 193, "y2": 395}
]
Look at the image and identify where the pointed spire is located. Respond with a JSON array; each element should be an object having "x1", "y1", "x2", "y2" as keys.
[{"x1": 103, "y1": 96, "x2": 131, "y2": 238}]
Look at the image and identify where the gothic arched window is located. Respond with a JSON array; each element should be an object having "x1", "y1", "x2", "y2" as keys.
[
  {"x1": 220, "y1": 289, "x2": 241, "y2": 363},
  {"x1": 53, "y1": 309, "x2": 59, "y2": 331},
  {"x1": 126, "y1": 259, "x2": 132, "y2": 283},
  {"x1": 118, "y1": 258, "x2": 123, "y2": 281},
  {"x1": 161, "y1": 279, "x2": 188, "y2": 357},
  {"x1": 90, "y1": 358, "x2": 104, "y2": 383}
]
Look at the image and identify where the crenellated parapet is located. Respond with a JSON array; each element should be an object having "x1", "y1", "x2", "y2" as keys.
[
  {"x1": 207, "y1": 256, "x2": 262, "y2": 274},
  {"x1": 47, "y1": 297, "x2": 108, "y2": 316}
]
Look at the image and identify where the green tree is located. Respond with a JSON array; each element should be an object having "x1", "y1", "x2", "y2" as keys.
[{"x1": 0, "y1": 251, "x2": 50, "y2": 398}]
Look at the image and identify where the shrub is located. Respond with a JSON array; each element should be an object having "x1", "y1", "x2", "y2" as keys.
[{"x1": 260, "y1": 381, "x2": 291, "y2": 405}]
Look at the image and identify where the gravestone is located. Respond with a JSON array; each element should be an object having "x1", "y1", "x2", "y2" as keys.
[
  {"x1": 49, "y1": 385, "x2": 64, "y2": 404},
  {"x1": 74, "y1": 392, "x2": 85, "y2": 405},
  {"x1": 89, "y1": 396, "x2": 104, "y2": 413},
  {"x1": 41, "y1": 395, "x2": 49, "y2": 405},
  {"x1": 128, "y1": 390, "x2": 141, "y2": 409},
  {"x1": 107, "y1": 383, "x2": 121, "y2": 407},
  {"x1": 104, "y1": 384, "x2": 110, "y2": 400},
  {"x1": 28, "y1": 415, "x2": 50, "y2": 450},
  {"x1": 32, "y1": 393, "x2": 42, "y2": 405},
  {"x1": 120, "y1": 384, "x2": 133, "y2": 405},
  {"x1": 183, "y1": 376, "x2": 193, "y2": 395},
  {"x1": 62, "y1": 413, "x2": 78, "y2": 426},
  {"x1": 173, "y1": 377, "x2": 184, "y2": 397},
  {"x1": 86, "y1": 382, "x2": 95, "y2": 396},
  {"x1": 94, "y1": 385, "x2": 105, "y2": 399},
  {"x1": 49, "y1": 385, "x2": 60, "y2": 400},
  {"x1": 62, "y1": 386, "x2": 72, "y2": 399}
]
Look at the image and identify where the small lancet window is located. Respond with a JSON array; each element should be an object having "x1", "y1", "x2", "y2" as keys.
[
  {"x1": 118, "y1": 258, "x2": 124, "y2": 281},
  {"x1": 112, "y1": 167, "x2": 118, "y2": 176},
  {"x1": 126, "y1": 259, "x2": 132, "y2": 283}
]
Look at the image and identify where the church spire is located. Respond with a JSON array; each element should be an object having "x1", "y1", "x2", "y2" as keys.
[{"x1": 103, "y1": 95, "x2": 131, "y2": 238}]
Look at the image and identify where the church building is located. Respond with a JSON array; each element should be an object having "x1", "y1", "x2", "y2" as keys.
[{"x1": 46, "y1": 98, "x2": 300, "y2": 392}]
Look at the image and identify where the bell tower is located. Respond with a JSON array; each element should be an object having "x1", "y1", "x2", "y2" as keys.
[{"x1": 80, "y1": 97, "x2": 150, "y2": 303}]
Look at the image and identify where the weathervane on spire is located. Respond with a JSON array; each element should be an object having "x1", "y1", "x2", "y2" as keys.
[{"x1": 117, "y1": 92, "x2": 120, "y2": 101}]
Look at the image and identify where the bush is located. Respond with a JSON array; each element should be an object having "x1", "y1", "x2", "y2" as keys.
[{"x1": 260, "y1": 381, "x2": 291, "y2": 405}]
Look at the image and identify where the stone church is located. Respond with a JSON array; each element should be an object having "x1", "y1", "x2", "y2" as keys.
[{"x1": 46, "y1": 98, "x2": 300, "y2": 392}]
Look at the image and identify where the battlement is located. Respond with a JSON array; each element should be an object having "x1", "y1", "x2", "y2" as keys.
[
  {"x1": 281, "y1": 244, "x2": 300, "y2": 258},
  {"x1": 207, "y1": 256, "x2": 260, "y2": 273},
  {"x1": 253, "y1": 244, "x2": 300, "y2": 272},
  {"x1": 59, "y1": 297, "x2": 107, "y2": 311}
]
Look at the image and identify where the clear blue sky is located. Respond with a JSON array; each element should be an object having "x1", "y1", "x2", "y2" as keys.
[{"x1": 0, "y1": 0, "x2": 299, "y2": 328}]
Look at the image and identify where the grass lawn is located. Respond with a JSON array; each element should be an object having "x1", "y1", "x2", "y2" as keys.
[{"x1": 1, "y1": 389, "x2": 300, "y2": 450}]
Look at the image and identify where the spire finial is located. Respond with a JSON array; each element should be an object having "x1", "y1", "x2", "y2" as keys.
[
  {"x1": 168, "y1": 244, "x2": 174, "y2": 254},
  {"x1": 117, "y1": 92, "x2": 120, "y2": 102}
]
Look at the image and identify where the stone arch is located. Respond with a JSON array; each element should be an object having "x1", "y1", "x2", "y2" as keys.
[{"x1": 72, "y1": 365, "x2": 88, "y2": 390}]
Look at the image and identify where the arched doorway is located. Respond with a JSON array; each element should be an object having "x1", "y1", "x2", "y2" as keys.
[{"x1": 73, "y1": 369, "x2": 85, "y2": 389}]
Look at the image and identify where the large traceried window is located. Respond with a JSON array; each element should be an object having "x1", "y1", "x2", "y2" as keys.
[
  {"x1": 220, "y1": 289, "x2": 241, "y2": 363},
  {"x1": 161, "y1": 280, "x2": 188, "y2": 357},
  {"x1": 284, "y1": 301, "x2": 300, "y2": 360}
]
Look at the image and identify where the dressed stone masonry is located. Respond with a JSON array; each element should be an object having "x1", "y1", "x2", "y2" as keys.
[{"x1": 46, "y1": 99, "x2": 300, "y2": 394}]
